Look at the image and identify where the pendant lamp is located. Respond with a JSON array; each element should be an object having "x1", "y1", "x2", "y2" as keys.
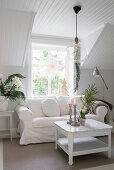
[{"x1": 73, "y1": 6, "x2": 81, "y2": 50}]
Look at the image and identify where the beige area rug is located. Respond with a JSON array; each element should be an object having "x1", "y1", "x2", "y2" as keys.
[
  {"x1": 83, "y1": 163, "x2": 114, "y2": 170},
  {"x1": 3, "y1": 135, "x2": 114, "y2": 170}
]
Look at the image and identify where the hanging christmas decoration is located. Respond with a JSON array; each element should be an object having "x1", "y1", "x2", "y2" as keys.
[{"x1": 73, "y1": 6, "x2": 81, "y2": 92}]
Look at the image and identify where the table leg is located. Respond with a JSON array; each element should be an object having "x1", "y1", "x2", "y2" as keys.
[
  {"x1": 55, "y1": 128, "x2": 58, "y2": 150},
  {"x1": 108, "y1": 131, "x2": 111, "y2": 158},
  {"x1": 10, "y1": 114, "x2": 12, "y2": 142},
  {"x1": 68, "y1": 133, "x2": 73, "y2": 165}
]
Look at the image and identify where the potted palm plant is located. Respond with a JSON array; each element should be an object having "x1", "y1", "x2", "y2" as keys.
[
  {"x1": 0, "y1": 73, "x2": 26, "y2": 111},
  {"x1": 80, "y1": 84, "x2": 99, "y2": 114}
]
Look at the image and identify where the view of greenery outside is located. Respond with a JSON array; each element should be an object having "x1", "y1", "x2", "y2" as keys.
[
  {"x1": 33, "y1": 77, "x2": 48, "y2": 95},
  {"x1": 51, "y1": 76, "x2": 63, "y2": 95},
  {"x1": 32, "y1": 43, "x2": 66, "y2": 96}
]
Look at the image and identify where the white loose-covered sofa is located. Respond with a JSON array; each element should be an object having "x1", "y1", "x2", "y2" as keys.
[{"x1": 16, "y1": 96, "x2": 107, "y2": 145}]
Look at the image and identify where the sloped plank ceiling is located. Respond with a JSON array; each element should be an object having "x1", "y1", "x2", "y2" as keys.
[
  {"x1": 0, "y1": 0, "x2": 114, "y2": 69},
  {"x1": 0, "y1": 9, "x2": 35, "y2": 66},
  {"x1": 32, "y1": 0, "x2": 114, "y2": 38},
  {"x1": 0, "y1": 0, "x2": 114, "y2": 38},
  {"x1": 81, "y1": 25, "x2": 104, "y2": 62},
  {"x1": 82, "y1": 24, "x2": 114, "y2": 70}
]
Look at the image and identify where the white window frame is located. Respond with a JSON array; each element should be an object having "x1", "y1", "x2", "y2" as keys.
[{"x1": 27, "y1": 36, "x2": 74, "y2": 97}]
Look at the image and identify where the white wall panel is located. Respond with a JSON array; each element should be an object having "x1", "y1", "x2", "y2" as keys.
[
  {"x1": 82, "y1": 24, "x2": 114, "y2": 69},
  {"x1": 0, "y1": 9, "x2": 35, "y2": 66},
  {"x1": 81, "y1": 25, "x2": 104, "y2": 62}
]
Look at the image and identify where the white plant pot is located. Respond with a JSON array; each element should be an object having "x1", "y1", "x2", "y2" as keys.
[{"x1": 0, "y1": 96, "x2": 9, "y2": 112}]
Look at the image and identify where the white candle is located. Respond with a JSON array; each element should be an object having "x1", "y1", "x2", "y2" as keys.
[
  {"x1": 69, "y1": 97, "x2": 71, "y2": 105},
  {"x1": 74, "y1": 98, "x2": 76, "y2": 105}
]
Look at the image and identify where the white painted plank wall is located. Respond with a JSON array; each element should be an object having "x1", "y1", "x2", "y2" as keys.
[{"x1": 0, "y1": 9, "x2": 35, "y2": 66}]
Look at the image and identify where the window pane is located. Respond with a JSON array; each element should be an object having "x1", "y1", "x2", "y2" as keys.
[
  {"x1": 32, "y1": 67, "x2": 48, "y2": 96},
  {"x1": 32, "y1": 43, "x2": 67, "y2": 96}
]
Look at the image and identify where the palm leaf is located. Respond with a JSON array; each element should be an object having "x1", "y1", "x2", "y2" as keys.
[
  {"x1": 8, "y1": 90, "x2": 25, "y2": 101},
  {"x1": 4, "y1": 74, "x2": 26, "y2": 86},
  {"x1": 80, "y1": 84, "x2": 99, "y2": 111}
]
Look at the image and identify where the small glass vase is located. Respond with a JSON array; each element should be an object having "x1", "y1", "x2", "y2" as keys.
[{"x1": 79, "y1": 117, "x2": 86, "y2": 126}]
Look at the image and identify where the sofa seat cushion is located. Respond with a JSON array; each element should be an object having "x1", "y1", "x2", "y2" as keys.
[
  {"x1": 32, "y1": 115, "x2": 69, "y2": 128},
  {"x1": 85, "y1": 113, "x2": 97, "y2": 120},
  {"x1": 41, "y1": 98, "x2": 60, "y2": 117}
]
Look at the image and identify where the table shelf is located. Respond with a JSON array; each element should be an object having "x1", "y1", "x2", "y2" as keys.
[{"x1": 58, "y1": 137, "x2": 108, "y2": 156}]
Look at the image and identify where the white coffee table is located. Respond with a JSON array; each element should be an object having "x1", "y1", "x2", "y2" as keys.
[{"x1": 54, "y1": 119, "x2": 112, "y2": 165}]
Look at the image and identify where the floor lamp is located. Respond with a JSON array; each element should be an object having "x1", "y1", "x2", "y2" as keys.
[{"x1": 93, "y1": 67, "x2": 108, "y2": 100}]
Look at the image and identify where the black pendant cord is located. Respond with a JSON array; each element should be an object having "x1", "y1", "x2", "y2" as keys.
[
  {"x1": 73, "y1": 5, "x2": 81, "y2": 43},
  {"x1": 76, "y1": 14, "x2": 77, "y2": 38}
]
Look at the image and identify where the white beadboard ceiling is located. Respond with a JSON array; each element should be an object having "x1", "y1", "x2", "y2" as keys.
[
  {"x1": 0, "y1": 0, "x2": 114, "y2": 68},
  {"x1": 32, "y1": 0, "x2": 114, "y2": 38},
  {"x1": 0, "y1": 0, "x2": 114, "y2": 38}
]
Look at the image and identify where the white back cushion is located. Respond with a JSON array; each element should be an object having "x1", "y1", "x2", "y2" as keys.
[
  {"x1": 57, "y1": 96, "x2": 82, "y2": 116},
  {"x1": 28, "y1": 98, "x2": 45, "y2": 117},
  {"x1": 27, "y1": 96, "x2": 57, "y2": 118},
  {"x1": 57, "y1": 96, "x2": 69, "y2": 116},
  {"x1": 72, "y1": 96, "x2": 82, "y2": 110},
  {"x1": 42, "y1": 98, "x2": 60, "y2": 117}
]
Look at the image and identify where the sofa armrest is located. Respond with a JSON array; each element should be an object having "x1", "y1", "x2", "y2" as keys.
[
  {"x1": 96, "y1": 106, "x2": 107, "y2": 122},
  {"x1": 15, "y1": 105, "x2": 33, "y2": 121}
]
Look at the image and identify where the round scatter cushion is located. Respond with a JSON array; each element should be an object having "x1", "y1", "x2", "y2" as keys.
[{"x1": 41, "y1": 98, "x2": 60, "y2": 117}]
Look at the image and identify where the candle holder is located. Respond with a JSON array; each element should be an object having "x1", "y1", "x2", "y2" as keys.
[
  {"x1": 71, "y1": 104, "x2": 80, "y2": 127},
  {"x1": 67, "y1": 104, "x2": 73, "y2": 124}
]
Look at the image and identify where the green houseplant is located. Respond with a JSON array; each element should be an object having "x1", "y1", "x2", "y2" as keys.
[
  {"x1": 80, "y1": 84, "x2": 99, "y2": 114},
  {"x1": 74, "y1": 47, "x2": 80, "y2": 92},
  {"x1": 0, "y1": 73, "x2": 26, "y2": 100},
  {"x1": 79, "y1": 108, "x2": 86, "y2": 126},
  {"x1": 0, "y1": 73, "x2": 26, "y2": 111},
  {"x1": 80, "y1": 108, "x2": 85, "y2": 119}
]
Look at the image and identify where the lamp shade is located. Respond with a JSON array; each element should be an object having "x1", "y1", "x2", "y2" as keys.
[{"x1": 93, "y1": 67, "x2": 100, "y2": 77}]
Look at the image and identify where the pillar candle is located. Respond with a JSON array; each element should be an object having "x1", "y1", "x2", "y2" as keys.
[
  {"x1": 69, "y1": 97, "x2": 71, "y2": 105},
  {"x1": 74, "y1": 98, "x2": 76, "y2": 105}
]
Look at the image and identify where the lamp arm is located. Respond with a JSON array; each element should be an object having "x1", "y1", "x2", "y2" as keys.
[{"x1": 99, "y1": 73, "x2": 108, "y2": 90}]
